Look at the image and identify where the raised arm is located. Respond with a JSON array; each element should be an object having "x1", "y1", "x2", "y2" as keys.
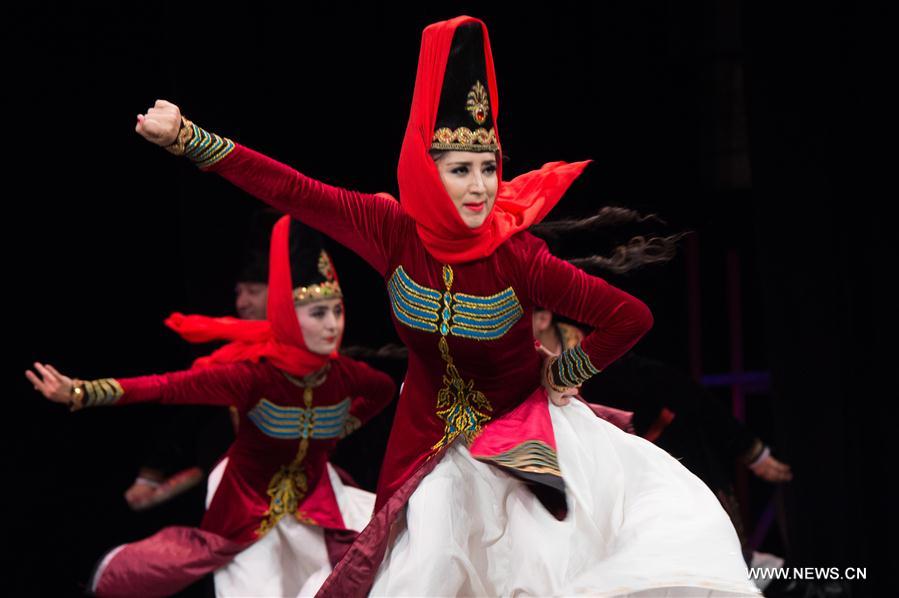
[
  {"x1": 135, "y1": 100, "x2": 403, "y2": 276},
  {"x1": 27, "y1": 360, "x2": 257, "y2": 411},
  {"x1": 521, "y1": 236, "x2": 654, "y2": 394}
]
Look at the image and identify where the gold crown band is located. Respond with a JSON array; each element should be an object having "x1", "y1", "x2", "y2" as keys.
[
  {"x1": 293, "y1": 281, "x2": 343, "y2": 305},
  {"x1": 431, "y1": 127, "x2": 498, "y2": 152}
]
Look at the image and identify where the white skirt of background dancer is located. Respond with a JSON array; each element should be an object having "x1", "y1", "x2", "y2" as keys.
[
  {"x1": 206, "y1": 459, "x2": 375, "y2": 597},
  {"x1": 370, "y1": 398, "x2": 761, "y2": 597}
]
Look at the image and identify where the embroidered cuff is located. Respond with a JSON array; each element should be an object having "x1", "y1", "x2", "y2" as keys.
[
  {"x1": 182, "y1": 122, "x2": 235, "y2": 168},
  {"x1": 551, "y1": 345, "x2": 600, "y2": 388},
  {"x1": 79, "y1": 378, "x2": 124, "y2": 409}
]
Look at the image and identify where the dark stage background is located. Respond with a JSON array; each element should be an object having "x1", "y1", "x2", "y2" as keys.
[{"x1": 10, "y1": 3, "x2": 888, "y2": 596}]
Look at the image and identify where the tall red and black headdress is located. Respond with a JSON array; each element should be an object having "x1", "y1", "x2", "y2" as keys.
[
  {"x1": 397, "y1": 16, "x2": 591, "y2": 264},
  {"x1": 430, "y1": 22, "x2": 497, "y2": 153},
  {"x1": 166, "y1": 216, "x2": 343, "y2": 376}
]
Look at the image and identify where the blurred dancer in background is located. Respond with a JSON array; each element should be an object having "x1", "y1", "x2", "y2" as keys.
[{"x1": 27, "y1": 218, "x2": 396, "y2": 596}]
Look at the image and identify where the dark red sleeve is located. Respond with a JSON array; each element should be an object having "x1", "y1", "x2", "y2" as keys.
[
  {"x1": 342, "y1": 358, "x2": 396, "y2": 426},
  {"x1": 521, "y1": 235, "x2": 653, "y2": 376},
  {"x1": 113, "y1": 361, "x2": 259, "y2": 410},
  {"x1": 203, "y1": 144, "x2": 402, "y2": 276}
]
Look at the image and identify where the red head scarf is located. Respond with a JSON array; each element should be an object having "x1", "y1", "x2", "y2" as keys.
[
  {"x1": 165, "y1": 216, "x2": 338, "y2": 376},
  {"x1": 397, "y1": 15, "x2": 591, "y2": 264}
]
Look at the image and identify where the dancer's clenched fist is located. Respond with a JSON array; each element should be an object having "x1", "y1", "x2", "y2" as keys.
[{"x1": 135, "y1": 99, "x2": 182, "y2": 146}]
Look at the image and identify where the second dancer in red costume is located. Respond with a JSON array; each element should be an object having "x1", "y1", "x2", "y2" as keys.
[
  {"x1": 136, "y1": 15, "x2": 759, "y2": 597},
  {"x1": 27, "y1": 218, "x2": 395, "y2": 597}
]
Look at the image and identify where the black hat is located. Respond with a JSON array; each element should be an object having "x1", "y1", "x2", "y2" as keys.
[
  {"x1": 236, "y1": 209, "x2": 281, "y2": 284},
  {"x1": 237, "y1": 210, "x2": 340, "y2": 306},
  {"x1": 431, "y1": 22, "x2": 498, "y2": 153},
  {"x1": 286, "y1": 220, "x2": 342, "y2": 305}
]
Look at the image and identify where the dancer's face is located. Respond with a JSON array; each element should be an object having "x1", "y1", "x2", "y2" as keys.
[
  {"x1": 235, "y1": 282, "x2": 268, "y2": 320},
  {"x1": 295, "y1": 298, "x2": 344, "y2": 355},
  {"x1": 433, "y1": 151, "x2": 498, "y2": 228}
]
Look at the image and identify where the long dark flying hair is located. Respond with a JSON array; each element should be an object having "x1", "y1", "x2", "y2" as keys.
[{"x1": 530, "y1": 207, "x2": 689, "y2": 274}]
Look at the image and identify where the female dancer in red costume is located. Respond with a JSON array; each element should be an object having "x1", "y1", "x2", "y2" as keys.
[
  {"x1": 134, "y1": 15, "x2": 759, "y2": 597},
  {"x1": 26, "y1": 218, "x2": 395, "y2": 597}
]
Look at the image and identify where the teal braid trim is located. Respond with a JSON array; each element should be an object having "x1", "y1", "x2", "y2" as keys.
[{"x1": 184, "y1": 123, "x2": 235, "y2": 168}]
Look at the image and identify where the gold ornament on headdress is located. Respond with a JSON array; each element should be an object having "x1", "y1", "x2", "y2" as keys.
[
  {"x1": 317, "y1": 251, "x2": 335, "y2": 281},
  {"x1": 292, "y1": 250, "x2": 343, "y2": 305},
  {"x1": 466, "y1": 81, "x2": 490, "y2": 125},
  {"x1": 430, "y1": 80, "x2": 498, "y2": 151}
]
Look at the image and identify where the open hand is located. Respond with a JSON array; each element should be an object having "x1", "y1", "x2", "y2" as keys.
[{"x1": 25, "y1": 362, "x2": 76, "y2": 405}]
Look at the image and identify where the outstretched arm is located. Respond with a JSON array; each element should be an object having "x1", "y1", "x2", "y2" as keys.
[
  {"x1": 135, "y1": 100, "x2": 402, "y2": 276},
  {"x1": 26, "y1": 360, "x2": 257, "y2": 410}
]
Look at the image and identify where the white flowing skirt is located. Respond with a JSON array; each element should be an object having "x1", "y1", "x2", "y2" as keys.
[
  {"x1": 206, "y1": 458, "x2": 376, "y2": 597},
  {"x1": 370, "y1": 399, "x2": 760, "y2": 597}
]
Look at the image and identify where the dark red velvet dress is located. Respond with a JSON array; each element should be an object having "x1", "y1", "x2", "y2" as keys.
[
  {"x1": 88, "y1": 356, "x2": 394, "y2": 597},
  {"x1": 199, "y1": 143, "x2": 661, "y2": 595}
]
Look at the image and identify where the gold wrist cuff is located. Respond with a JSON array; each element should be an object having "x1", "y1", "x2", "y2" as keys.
[
  {"x1": 544, "y1": 357, "x2": 569, "y2": 393},
  {"x1": 69, "y1": 380, "x2": 85, "y2": 412},
  {"x1": 164, "y1": 117, "x2": 195, "y2": 156}
]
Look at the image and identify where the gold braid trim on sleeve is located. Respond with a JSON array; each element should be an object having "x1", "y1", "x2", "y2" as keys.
[
  {"x1": 163, "y1": 117, "x2": 195, "y2": 156},
  {"x1": 182, "y1": 121, "x2": 235, "y2": 168},
  {"x1": 75, "y1": 378, "x2": 125, "y2": 408},
  {"x1": 553, "y1": 345, "x2": 601, "y2": 388}
]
